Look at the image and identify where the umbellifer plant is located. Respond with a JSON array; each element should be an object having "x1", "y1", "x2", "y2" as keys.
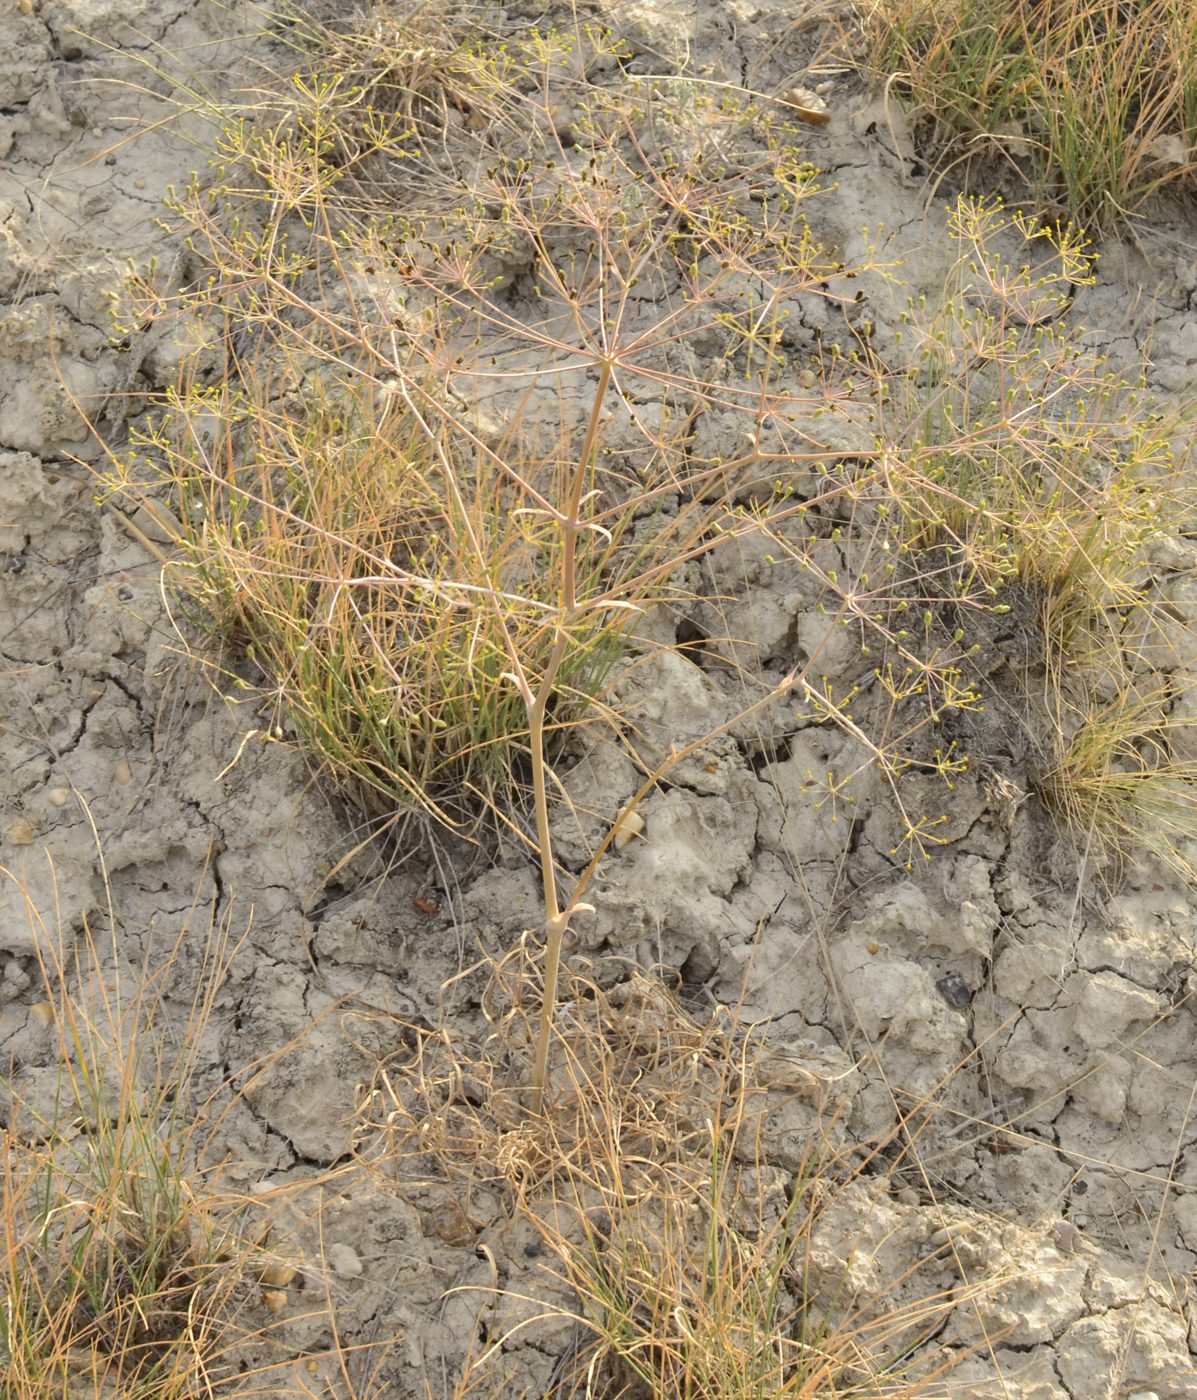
[
  {"x1": 97, "y1": 7, "x2": 1197, "y2": 1111},
  {"x1": 102, "y1": 12, "x2": 892, "y2": 1108}
]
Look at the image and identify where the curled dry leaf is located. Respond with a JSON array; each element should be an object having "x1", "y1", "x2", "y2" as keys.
[
  {"x1": 781, "y1": 86, "x2": 831, "y2": 126},
  {"x1": 611, "y1": 805, "x2": 646, "y2": 850},
  {"x1": 1144, "y1": 132, "x2": 1191, "y2": 169}
]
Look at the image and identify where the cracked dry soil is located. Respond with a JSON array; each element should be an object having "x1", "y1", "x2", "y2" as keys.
[{"x1": 3, "y1": 0, "x2": 1197, "y2": 1396}]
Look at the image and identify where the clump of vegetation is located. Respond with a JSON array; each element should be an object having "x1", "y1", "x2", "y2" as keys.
[
  {"x1": 877, "y1": 197, "x2": 1197, "y2": 875},
  {"x1": 141, "y1": 370, "x2": 638, "y2": 834},
  {"x1": 867, "y1": 0, "x2": 1197, "y2": 228},
  {"x1": 1035, "y1": 682, "x2": 1197, "y2": 877},
  {"x1": 357, "y1": 948, "x2": 997, "y2": 1400},
  {"x1": 761, "y1": 194, "x2": 1195, "y2": 873},
  {"x1": 112, "y1": 17, "x2": 860, "y2": 844},
  {"x1": 99, "y1": 4, "x2": 1197, "y2": 1100},
  {"x1": 0, "y1": 888, "x2": 247, "y2": 1398},
  {"x1": 555, "y1": 1136, "x2": 956, "y2": 1400},
  {"x1": 0, "y1": 856, "x2": 400, "y2": 1400},
  {"x1": 103, "y1": 9, "x2": 881, "y2": 1104}
]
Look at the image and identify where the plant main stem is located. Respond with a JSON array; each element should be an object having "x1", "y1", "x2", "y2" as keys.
[
  {"x1": 527, "y1": 624, "x2": 570, "y2": 1116},
  {"x1": 528, "y1": 359, "x2": 612, "y2": 1114}
]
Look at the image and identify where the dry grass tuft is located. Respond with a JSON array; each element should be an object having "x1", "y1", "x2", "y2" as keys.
[
  {"x1": 0, "y1": 878, "x2": 251, "y2": 1398},
  {"x1": 355, "y1": 946, "x2": 737, "y2": 1197},
  {"x1": 355, "y1": 949, "x2": 1006, "y2": 1399},
  {"x1": 144, "y1": 367, "x2": 633, "y2": 836},
  {"x1": 0, "y1": 852, "x2": 386, "y2": 1400}
]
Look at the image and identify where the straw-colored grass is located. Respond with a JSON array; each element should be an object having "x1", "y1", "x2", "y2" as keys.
[
  {"x1": 0, "y1": 849, "x2": 383, "y2": 1400},
  {"x1": 355, "y1": 946, "x2": 1005, "y2": 1400},
  {"x1": 0, "y1": 865, "x2": 250, "y2": 1399}
]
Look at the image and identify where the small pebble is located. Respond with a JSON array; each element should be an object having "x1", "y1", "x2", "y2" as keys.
[
  {"x1": 429, "y1": 1199, "x2": 474, "y2": 1246},
  {"x1": 7, "y1": 818, "x2": 36, "y2": 845},
  {"x1": 936, "y1": 972, "x2": 972, "y2": 1010},
  {"x1": 260, "y1": 1288, "x2": 288, "y2": 1314},
  {"x1": 47, "y1": 787, "x2": 70, "y2": 807},
  {"x1": 114, "y1": 759, "x2": 132, "y2": 785},
  {"x1": 3, "y1": 961, "x2": 29, "y2": 993},
  {"x1": 256, "y1": 1260, "x2": 297, "y2": 1287},
  {"x1": 328, "y1": 1243, "x2": 363, "y2": 1278}
]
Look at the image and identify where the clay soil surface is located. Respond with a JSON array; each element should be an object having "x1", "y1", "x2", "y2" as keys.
[{"x1": 3, "y1": 1, "x2": 1197, "y2": 1397}]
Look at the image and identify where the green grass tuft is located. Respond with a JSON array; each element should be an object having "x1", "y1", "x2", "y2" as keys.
[{"x1": 868, "y1": 0, "x2": 1197, "y2": 229}]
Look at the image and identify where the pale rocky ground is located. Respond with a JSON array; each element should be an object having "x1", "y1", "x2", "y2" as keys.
[{"x1": 2, "y1": 0, "x2": 1197, "y2": 1397}]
